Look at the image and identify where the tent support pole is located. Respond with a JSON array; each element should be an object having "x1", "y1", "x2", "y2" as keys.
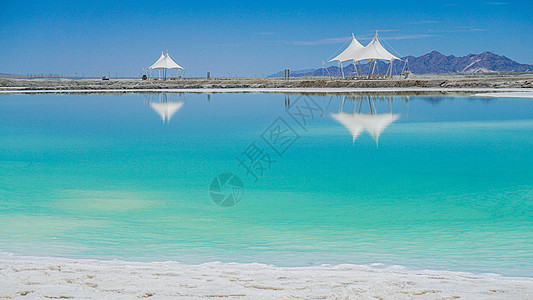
[
  {"x1": 323, "y1": 61, "x2": 333, "y2": 80},
  {"x1": 368, "y1": 60, "x2": 374, "y2": 79},
  {"x1": 358, "y1": 61, "x2": 362, "y2": 78},
  {"x1": 339, "y1": 62, "x2": 345, "y2": 79},
  {"x1": 388, "y1": 62, "x2": 392, "y2": 78},
  {"x1": 353, "y1": 60, "x2": 358, "y2": 76}
]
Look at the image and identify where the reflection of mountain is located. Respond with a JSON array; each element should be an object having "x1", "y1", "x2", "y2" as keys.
[
  {"x1": 150, "y1": 101, "x2": 183, "y2": 123},
  {"x1": 332, "y1": 112, "x2": 399, "y2": 145}
]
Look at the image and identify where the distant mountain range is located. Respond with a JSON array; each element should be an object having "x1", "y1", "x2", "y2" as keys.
[{"x1": 270, "y1": 51, "x2": 533, "y2": 77}]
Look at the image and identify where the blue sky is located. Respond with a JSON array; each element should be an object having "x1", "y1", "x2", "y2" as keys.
[{"x1": 1, "y1": 0, "x2": 532, "y2": 77}]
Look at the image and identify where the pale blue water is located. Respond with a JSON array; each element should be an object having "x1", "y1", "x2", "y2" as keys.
[{"x1": 0, "y1": 93, "x2": 532, "y2": 277}]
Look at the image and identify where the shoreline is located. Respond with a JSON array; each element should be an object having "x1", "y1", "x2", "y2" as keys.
[
  {"x1": 1, "y1": 253, "x2": 532, "y2": 299},
  {"x1": 1, "y1": 75, "x2": 532, "y2": 90},
  {"x1": 2, "y1": 76, "x2": 533, "y2": 97},
  {"x1": 1, "y1": 87, "x2": 533, "y2": 98}
]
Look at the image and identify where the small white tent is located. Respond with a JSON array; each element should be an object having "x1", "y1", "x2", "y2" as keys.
[{"x1": 148, "y1": 51, "x2": 184, "y2": 80}]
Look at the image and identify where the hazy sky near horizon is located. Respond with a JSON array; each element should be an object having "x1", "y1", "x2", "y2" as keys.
[{"x1": 1, "y1": 0, "x2": 532, "y2": 77}]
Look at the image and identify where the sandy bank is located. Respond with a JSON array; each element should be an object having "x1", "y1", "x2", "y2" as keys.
[{"x1": 1, "y1": 254, "x2": 532, "y2": 299}]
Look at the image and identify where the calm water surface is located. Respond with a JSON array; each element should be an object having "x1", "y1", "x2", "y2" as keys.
[{"x1": 0, "y1": 93, "x2": 531, "y2": 276}]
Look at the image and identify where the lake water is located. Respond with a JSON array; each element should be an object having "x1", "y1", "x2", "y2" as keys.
[{"x1": 0, "y1": 92, "x2": 531, "y2": 277}]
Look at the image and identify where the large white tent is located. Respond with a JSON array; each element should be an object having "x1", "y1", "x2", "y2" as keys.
[
  {"x1": 355, "y1": 34, "x2": 400, "y2": 79},
  {"x1": 355, "y1": 35, "x2": 399, "y2": 62},
  {"x1": 328, "y1": 32, "x2": 404, "y2": 79},
  {"x1": 148, "y1": 51, "x2": 184, "y2": 80}
]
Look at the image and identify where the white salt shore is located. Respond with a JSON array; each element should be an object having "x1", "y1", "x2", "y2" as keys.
[
  {"x1": 474, "y1": 91, "x2": 533, "y2": 98},
  {"x1": 1, "y1": 254, "x2": 532, "y2": 299},
  {"x1": 1, "y1": 87, "x2": 533, "y2": 95}
]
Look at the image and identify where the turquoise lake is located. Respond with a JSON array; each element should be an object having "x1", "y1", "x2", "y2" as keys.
[{"x1": 0, "y1": 93, "x2": 531, "y2": 277}]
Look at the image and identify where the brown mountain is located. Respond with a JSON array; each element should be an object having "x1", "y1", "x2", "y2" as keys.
[{"x1": 406, "y1": 51, "x2": 533, "y2": 74}]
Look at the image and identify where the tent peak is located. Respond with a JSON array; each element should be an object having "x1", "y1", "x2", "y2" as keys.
[
  {"x1": 329, "y1": 35, "x2": 365, "y2": 63},
  {"x1": 149, "y1": 51, "x2": 184, "y2": 70}
]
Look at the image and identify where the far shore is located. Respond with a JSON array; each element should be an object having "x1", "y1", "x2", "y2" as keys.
[
  {"x1": 1, "y1": 77, "x2": 533, "y2": 98},
  {"x1": 1, "y1": 75, "x2": 532, "y2": 92}
]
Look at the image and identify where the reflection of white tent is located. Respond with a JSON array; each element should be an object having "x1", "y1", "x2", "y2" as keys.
[
  {"x1": 150, "y1": 101, "x2": 183, "y2": 123},
  {"x1": 146, "y1": 93, "x2": 184, "y2": 123},
  {"x1": 331, "y1": 112, "x2": 399, "y2": 146},
  {"x1": 148, "y1": 51, "x2": 184, "y2": 80},
  {"x1": 331, "y1": 112, "x2": 365, "y2": 143}
]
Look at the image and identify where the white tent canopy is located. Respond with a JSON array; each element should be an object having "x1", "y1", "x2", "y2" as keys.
[
  {"x1": 147, "y1": 51, "x2": 184, "y2": 80},
  {"x1": 354, "y1": 35, "x2": 399, "y2": 62},
  {"x1": 149, "y1": 51, "x2": 183, "y2": 70},
  {"x1": 326, "y1": 32, "x2": 403, "y2": 79},
  {"x1": 329, "y1": 33, "x2": 365, "y2": 63},
  {"x1": 149, "y1": 53, "x2": 166, "y2": 70}
]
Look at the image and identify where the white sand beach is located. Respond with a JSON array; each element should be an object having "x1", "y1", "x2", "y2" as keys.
[
  {"x1": 474, "y1": 91, "x2": 533, "y2": 98},
  {"x1": 1, "y1": 254, "x2": 532, "y2": 299}
]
